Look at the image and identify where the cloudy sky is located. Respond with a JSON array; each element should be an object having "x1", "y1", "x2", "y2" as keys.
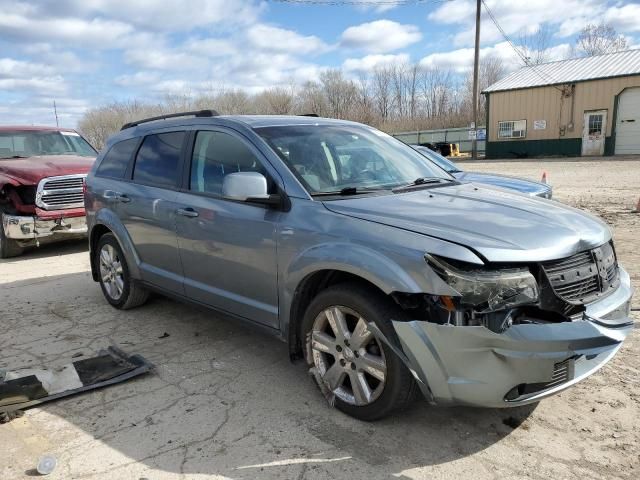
[{"x1": 1, "y1": 0, "x2": 639, "y2": 127}]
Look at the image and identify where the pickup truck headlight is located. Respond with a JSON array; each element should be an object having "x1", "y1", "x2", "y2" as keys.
[{"x1": 426, "y1": 255, "x2": 539, "y2": 311}]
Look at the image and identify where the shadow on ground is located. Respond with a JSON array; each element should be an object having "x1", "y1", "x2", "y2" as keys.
[
  {"x1": 1, "y1": 271, "x2": 536, "y2": 479},
  {"x1": 0, "y1": 239, "x2": 88, "y2": 263}
]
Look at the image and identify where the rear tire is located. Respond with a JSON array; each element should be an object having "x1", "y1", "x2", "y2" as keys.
[
  {"x1": 0, "y1": 219, "x2": 24, "y2": 259},
  {"x1": 302, "y1": 282, "x2": 417, "y2": 421},
  {"x1": 96, "y1": 233, "x2": 149, "y2": 309}
]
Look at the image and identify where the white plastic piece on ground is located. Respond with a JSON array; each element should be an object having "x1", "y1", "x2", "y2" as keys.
[
  {"x1": 37, "y1": 454, "x2": 57, "y2": 475},
  {"x1": 4, "y1": 365, "x2": 83, "y2": 395}
]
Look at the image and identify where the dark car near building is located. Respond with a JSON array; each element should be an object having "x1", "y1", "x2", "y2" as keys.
[{"x1": 412, "y1": 145, "x2": 552, "y2": 199}]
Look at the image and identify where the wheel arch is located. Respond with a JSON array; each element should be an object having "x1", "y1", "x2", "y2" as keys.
[
  {"x1": 282, "y1": 243, "x2": 434, "y2": 359},
  {"x1": 287, "y1": 268, "x2": 396, "y2": 359},
  {"x1": 89, "y1": 209, "x2": 141, "y2": 282}
]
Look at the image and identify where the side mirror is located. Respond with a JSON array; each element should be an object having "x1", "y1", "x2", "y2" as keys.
[{"x1": 222, "y1": 172, "x2": 269, "y2": 201}]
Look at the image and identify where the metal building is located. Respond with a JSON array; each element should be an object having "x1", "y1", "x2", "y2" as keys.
[{"x1": 483, "y1": 49, "x2": 640, "y2": 158}]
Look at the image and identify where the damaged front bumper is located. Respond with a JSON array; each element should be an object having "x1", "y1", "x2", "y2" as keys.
[
  {"x1": 391, "y1": 267, "x2": 634, "y2": 408},
  {"x1": 2, "y1": 213, "x2": 87, "y2": 240}
]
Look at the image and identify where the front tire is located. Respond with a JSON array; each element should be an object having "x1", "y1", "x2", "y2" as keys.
[
  {"x1": 96, "y1": 233, "x2": 149, "y2": 310},
  {"x1": 303, "y1": 282, "x2": 417, "y2": 421},
  {"x1": 0, "y1": 219, "x2": 24, "y2": 259}
]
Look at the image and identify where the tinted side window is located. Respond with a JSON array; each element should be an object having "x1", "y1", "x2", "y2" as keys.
[
  {"x1": 190, "y1": 131, "x2": 266, "y2": 195},
  {"x1": 133, "y1": 132, "x2": 185, "y2": 188},
  {"x1": 95, "y1": 138, "x2": 138, "y2": 178}
]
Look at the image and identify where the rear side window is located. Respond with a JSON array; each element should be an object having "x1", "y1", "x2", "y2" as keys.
[
  {"x1": 133, "y1": 132, "x2": 185, "y2": 188},
  {"x1": 96, "y1": 138, "x2": 138, "y2": 179}
]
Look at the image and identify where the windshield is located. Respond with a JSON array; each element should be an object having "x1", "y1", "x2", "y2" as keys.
[
  {"x1": 412, "y1": 146, "x2": 461, "y2": 173},
  {"x1": 256, "y1": 124, "x2": 453, "y2": 195},
  {"x1": 0, "y1": 130, "x2": 97, "y2": 158}
]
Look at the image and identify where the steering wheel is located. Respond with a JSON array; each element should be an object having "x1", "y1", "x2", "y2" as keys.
[{"x1": 358, "y1": 168, "x2": 378, "y2": 181}]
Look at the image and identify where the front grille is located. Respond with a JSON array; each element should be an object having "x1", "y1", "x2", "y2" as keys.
[
  {"x1": 542, "y1": 242, "x2": 619, "y2": 304},
  {"x1": 36, "y1": 174, "x2": 86, "y2": 210}
]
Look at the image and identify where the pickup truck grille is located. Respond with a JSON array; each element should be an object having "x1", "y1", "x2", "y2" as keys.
[
  {"x1": 36, "y1": 174, "x2": 86, "y2": 210},
  {"x1": 542, "y1": 242, "x2": 619, "y2": 304}
]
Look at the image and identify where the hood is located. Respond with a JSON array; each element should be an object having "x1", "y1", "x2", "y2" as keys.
[
  {"x1": 0, "y1": 155, "x2": 95, "y2": 185},
  {"x1": 454, "y1": 171, "x2": 550, "y2": 196},
  {"x1": 322, "y1": 183, "x2": 610, "y2": 263}
]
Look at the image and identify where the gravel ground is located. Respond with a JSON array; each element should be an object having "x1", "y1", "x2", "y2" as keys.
[{"x1": 1, "y1": 158, "x2": 638, "y2": 479}]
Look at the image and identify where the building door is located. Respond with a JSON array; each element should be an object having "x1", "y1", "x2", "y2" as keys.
[
  {"x1": 581, "y1": 110, "x2": 607, "y2": 156},
  {"x1": 615, "y1": 87, "x2": 640, "y2": 154}
]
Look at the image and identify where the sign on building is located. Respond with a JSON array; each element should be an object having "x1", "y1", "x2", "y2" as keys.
[{"x1": 534, "y1": 120, "x2": 547, "y2": 130}]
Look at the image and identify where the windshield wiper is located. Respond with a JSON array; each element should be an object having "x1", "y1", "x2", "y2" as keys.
[
  {"x1": 311, "y1": 186, "x2": 387, "y2": 197},
  {"x1": 0, "y1": 155, "x2": 28, "y2": 159},
  {"x1": 392, "y1": 177, "x2": 456, "y2": 192}
]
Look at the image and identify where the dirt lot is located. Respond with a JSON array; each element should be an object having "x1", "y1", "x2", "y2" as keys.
[{"x1": 1, "y1": 158, "x2": 639, "y2": 480}]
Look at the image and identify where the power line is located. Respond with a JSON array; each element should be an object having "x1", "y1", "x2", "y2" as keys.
[
  {"x1": 268, "y1": 0, "x2": 450, "y2": 5},
  {"x1": 481, "y1": 0, "x2": 564, "y2": 90}
]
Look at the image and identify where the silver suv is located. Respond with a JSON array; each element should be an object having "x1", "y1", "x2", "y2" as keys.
[{"x1": 85, "y1": 111, "x2": 633, "y2": 420}]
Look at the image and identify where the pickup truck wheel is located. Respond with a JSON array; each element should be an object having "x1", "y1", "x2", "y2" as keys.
[
  {"x1": 96, "y1": 233, "x2": 149, "y2": 310},
  {"x1": 303, "y1": 283, "x2": 417, "y2": 421},
  {"x1": 0, "y1": 221, "x2": 24, "y2": 258}
]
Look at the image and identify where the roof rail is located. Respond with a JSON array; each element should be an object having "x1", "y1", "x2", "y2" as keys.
[
  {"x1": 299, "y1": 113, "x2": 319, "y2": 117},
  {"x1": 120, "y1": 109, "x2": 219, "y2": 130}
]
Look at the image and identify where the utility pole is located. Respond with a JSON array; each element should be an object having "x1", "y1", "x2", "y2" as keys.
[
  {"x1": 471, "y1": 0, "x2": 481, "y2": 160},
  {"x1": 53, "y1": 100, "x2": 59, "y2": 127}
]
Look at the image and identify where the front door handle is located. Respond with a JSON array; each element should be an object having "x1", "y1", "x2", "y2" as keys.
[
  {"x1": 104, "y1": 191, "x2": 131, "y2": 203},
  {"x1": 176, "y1": 207, "x2": 199, "y2": 218}
]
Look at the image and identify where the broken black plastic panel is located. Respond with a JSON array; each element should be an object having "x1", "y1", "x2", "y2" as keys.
[{"x1": 0, "y1": 346, "x2": 152, "y2": 414}]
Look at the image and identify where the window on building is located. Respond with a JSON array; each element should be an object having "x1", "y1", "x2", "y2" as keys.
[
  {"x1": 588, "y1": 114, "x2": 603, "y2": 135},
  {"x1": 498, "y1": 120, "x2": 527, "y2": 139},
  {"x1": 133, "y1": 132, "x2": 185, "y2": 188}
]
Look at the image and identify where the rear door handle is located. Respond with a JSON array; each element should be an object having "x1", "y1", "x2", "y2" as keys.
[{"x1": 176, "y1": 207, "x2": 199, "y2": 218}]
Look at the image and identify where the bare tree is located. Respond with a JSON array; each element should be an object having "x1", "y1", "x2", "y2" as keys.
[
  {"x1": 351, "y1": 73, "x2": 376, "y2": 125},
  {"x1": 371, "y1": 65, "x2": 394, "y2": 121},
  {"x1": 319, "y1": 69, "x2": 357, "y2": 119},
  {"x1": 460, "y1": 54, "x2": 505, "y2": 124},
  {"x1": 213, "y1": 89, "x2": 252, "y2": 114},
  {"x1": 576, "y1": 23, "x2": 628, "y2": 57},
  {"x1": 420, "y1": 67, "x2": 454, "y2": 119},
  {"x1": 254, "y1": 87, "x2": 294, "y2": 115},
  {"x1": 79, "y1": 55, "x2": 511, "y2": 148},
  {"x1": 519, "y1": 25, "x2": 553, "y2": 65},
  {"x1": 296, "y1": 80, "x2": 327, "y2": 116}
]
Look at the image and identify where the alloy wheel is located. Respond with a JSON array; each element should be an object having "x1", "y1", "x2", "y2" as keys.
[
  {"x1": 99, "y1": 244, "x2": 124, "y2": 300},
  {"x1": 310, "y1": 305, "x2": 387, "y2": 406}
]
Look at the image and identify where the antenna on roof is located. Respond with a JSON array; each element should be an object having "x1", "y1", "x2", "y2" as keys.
[{"x1": 53, "y1": 100, "x2": 59, "y2": 127}]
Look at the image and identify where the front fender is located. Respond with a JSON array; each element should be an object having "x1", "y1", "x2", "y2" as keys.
[
  {"x1": 285, "y1": 242, "x2": 430, "y2": 296},
  {"x1": 90, "y1": 208, "x2": 142, "y2": 281},
  {"x1": 280, "y1": 241, "x2": 462, "y2": 345}
]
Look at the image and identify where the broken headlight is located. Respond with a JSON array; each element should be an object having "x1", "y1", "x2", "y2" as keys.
[{"x1": 426, "y1": 255, "x2": 539, "y2": 312}]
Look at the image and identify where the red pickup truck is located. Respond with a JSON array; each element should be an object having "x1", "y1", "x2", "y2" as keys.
[{"x1": 0, "y1": 126, "x2": 97, "y2": 258}]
